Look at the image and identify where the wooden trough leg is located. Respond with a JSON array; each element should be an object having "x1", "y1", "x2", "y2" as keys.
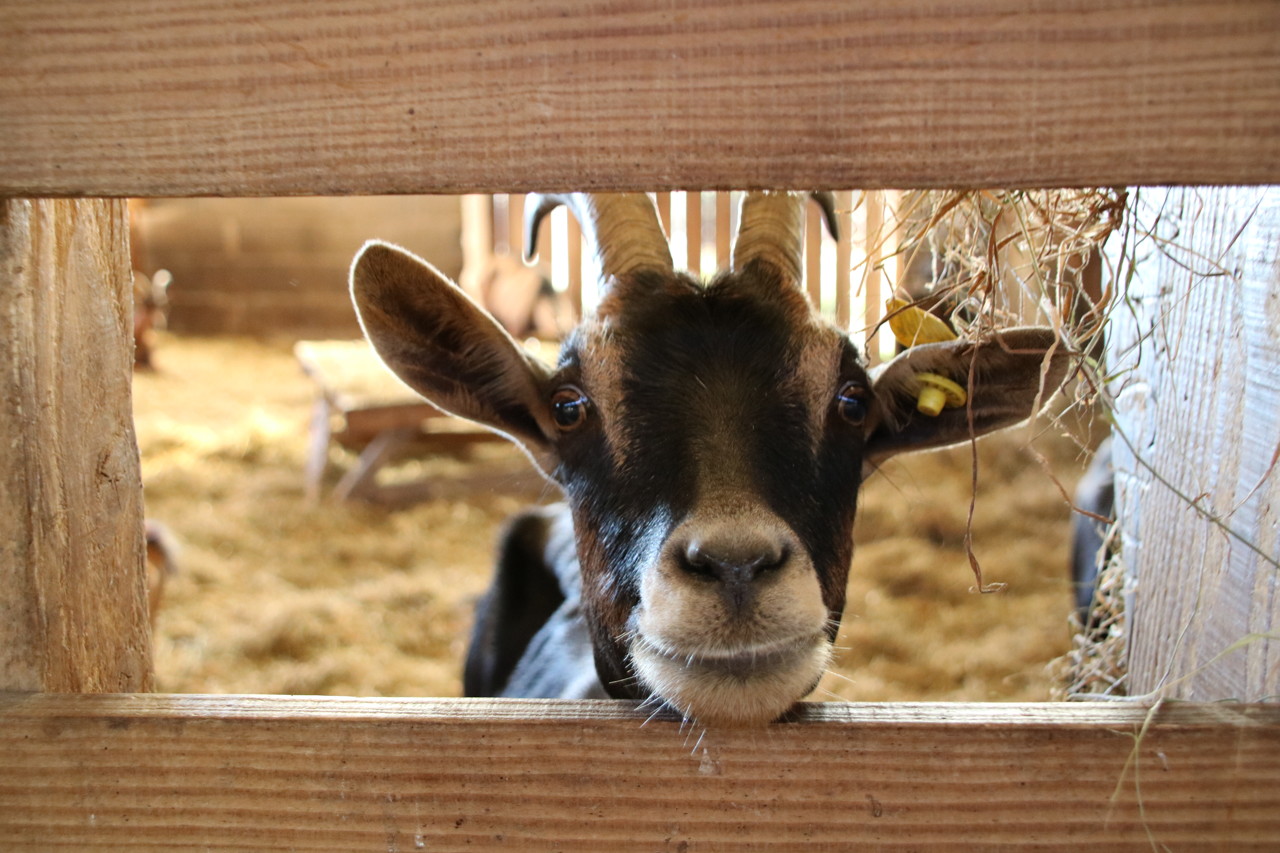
[
  {"x1": 331, "y1": 427, "x2": 420, "y2": 503},
  {"x1": 0, "y1": 198, "x2": 151, "y2": 694},
  {"x1": 303, "y1": 397, "x2": 334, "y2": 503}
]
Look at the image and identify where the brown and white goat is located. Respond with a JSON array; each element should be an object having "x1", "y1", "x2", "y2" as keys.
[{"x1": 351, "y1": 192, "x2": 1070, "y2": 727}]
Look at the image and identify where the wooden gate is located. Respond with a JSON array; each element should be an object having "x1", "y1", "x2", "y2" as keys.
[{"x1": 2, "y1": 2, "x2": 1278, "y2": 849}]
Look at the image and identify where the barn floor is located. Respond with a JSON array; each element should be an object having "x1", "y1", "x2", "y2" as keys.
[{"x1": 135, "y1": 333, "x2": 1095, "y2": 702}]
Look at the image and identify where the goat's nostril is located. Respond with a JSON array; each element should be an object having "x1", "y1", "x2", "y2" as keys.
[{"x1": 680, "y1": 537, "x2": 788, "y2": 585}]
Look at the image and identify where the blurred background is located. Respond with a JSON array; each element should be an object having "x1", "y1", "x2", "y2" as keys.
[{"x1": 129, "y1": 192, "x2": 1106, "y2": 702}]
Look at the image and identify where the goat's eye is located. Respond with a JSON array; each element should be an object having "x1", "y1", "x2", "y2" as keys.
[
  {"x1": 551, "y1": 386, "x2": 590, "y2": 431},
  {"x1": 836, "y1": 381, "x2": 868, "y2": 426}
]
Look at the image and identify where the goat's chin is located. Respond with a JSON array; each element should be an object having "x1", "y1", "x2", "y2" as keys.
[{"x1": 630, "y1": 635, "x2": 832, "y2": 727}]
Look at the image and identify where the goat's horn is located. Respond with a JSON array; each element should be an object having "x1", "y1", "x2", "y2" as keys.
[
  {"x1": 732, "y1": 191, "x2": 839, "y2": 285},
  {"x1": 525, "y1": 193, "x2": 673, "y2": 287}
]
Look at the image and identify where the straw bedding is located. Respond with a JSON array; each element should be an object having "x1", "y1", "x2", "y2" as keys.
[{"x1": 136, "y1": 332, "x2": 1091, "y2": 701}]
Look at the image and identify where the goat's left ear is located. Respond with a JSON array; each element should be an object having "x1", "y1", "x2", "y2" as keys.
[
  {"x1": 350, "y1": 241, "x2": 558, "y2": 473},
  {"x1": 864, "y1": 327, "x2": 1073, "y2": 468}
]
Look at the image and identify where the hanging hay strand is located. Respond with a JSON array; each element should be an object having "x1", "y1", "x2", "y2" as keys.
[
  {"x1": 854, "y1": 187, "x2": 1130, "y2": 694},
  {"x1": 866, "y1": 188, "x2": 1126, "y2": 354}
]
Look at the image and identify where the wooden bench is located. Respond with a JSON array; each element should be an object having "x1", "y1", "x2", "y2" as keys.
[{"x1": 294, "y1": 339, "x2": 510, "y2": 503}]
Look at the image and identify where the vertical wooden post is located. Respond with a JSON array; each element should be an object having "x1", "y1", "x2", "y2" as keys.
[
  {"x1": 654, "y1": 192, "x2": 671, "y2": 237},
  {"x1": 834, "y1": 190, "x2": 854, "y2": 330},
  {"x1": 863, "y1": 191, "x2": 884, "y2": 366},
  {"x1": 535, "y1": 205, "x2": 553, "y2": 270},
  {"x1": 685, "y1": 192, "x2": 702, "y2": 277},
  {"x1": 459, "y1": 195, "x2": 492, "y2": 269},
  {"x1": 458, "y1": 194, "x2": 492, "y2": 302},
  {"x1": 492, "y1": 194, "x2": 511, "y2": 256},
  {"x1": 714, "y1": 192, "x2": 731, "y2": 270},
  {"x1": 506, "y1": 193, "x2": 525, "y2": 261},
  {"x1": 0, "y1": 198, "x2": 152, "y2": 693},
  {"x1": 805, "y1": 203, "x2": 822, "y2": 311},
  {"x1": 566, "y1": 215, "x2": 583, "y2": 320},
  {"x1": 1109, "y1": 187, "x2": 1279, "y2": 701}
]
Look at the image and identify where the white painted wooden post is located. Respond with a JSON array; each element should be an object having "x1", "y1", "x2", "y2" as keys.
[{"x1": 1108, "y1": 187, "x2": 1279, "y2": 701}]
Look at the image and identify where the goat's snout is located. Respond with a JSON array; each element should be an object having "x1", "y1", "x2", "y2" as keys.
[
  {"x1": 634, "y1": 510, "x2": 830, "y2": 726},
  {"x1": 658, "y1": 509, "x2": 811, "y2": 621},
  {"x1": 677, "y1": 529, "x2": 790, "y2": 590}
]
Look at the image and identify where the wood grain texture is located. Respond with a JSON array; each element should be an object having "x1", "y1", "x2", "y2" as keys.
[
  {"x1": 1109, "y1": 186, "x2": 1279, "y2": 701},
  {"x1": 2, "y1": 1, "x2": 1278, "y2": 197},
  {"x1": 0, "y1": 199, "x2": 152, "y2": 693},
  {"x1": 1, "y1": 693, "x2": 1277, "y2": 851}
]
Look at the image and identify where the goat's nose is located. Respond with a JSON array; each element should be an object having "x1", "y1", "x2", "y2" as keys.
[{"x1": 679, "y1": 532, "x2": 789, "y2": 587}]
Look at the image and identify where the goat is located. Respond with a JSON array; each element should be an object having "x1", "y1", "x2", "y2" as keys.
[
  {"x1": 1070, "y1": 437, "x2": 1115, "y2": 630},
  {"x1": 143, "y1": 519, "x2": 179, "y2": 628},
  {"x1": 350, "y1": 192, "x2": 1071, "y2": 726},
  {"x1": 133, "y1": 268, "x2": 171, "y2": 371}
]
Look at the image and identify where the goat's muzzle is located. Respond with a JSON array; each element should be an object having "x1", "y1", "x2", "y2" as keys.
[{"x1": 628, "y1": 500, "x2": 832, "y2": 726}]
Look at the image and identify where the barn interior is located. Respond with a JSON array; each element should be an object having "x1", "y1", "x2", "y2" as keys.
[{"x1": 127, "y1": 192, "x2": 1106, "y2": 703}]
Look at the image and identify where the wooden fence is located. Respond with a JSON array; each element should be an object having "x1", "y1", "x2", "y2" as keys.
[
  {"x1": 2, "y1": 1, "x2": 1278, "y2": 849},
  {"x1": 484, "y1": 190, "x2": 881, "y2": 356}
]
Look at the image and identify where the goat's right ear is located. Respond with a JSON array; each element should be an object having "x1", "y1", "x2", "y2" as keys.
[{"x1": 350, "y1": 241, "x2": 558, "y2": 472}]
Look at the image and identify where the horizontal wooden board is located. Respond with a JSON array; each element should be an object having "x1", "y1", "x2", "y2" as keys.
[
  {"x1": 2, "y1": 693, "x2": 1278, "y2": 850},
  {"x1": 2, "y1": 1, "x2": 1278, "y2": 196}
]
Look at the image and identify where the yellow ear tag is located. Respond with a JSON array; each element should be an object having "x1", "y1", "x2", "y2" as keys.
[
  {"x1": 915, "y1": 372, "x2": 967, "y2": 417},
  {"x1": 885, "y1": 298, "x2": 958, "y2": 348}
]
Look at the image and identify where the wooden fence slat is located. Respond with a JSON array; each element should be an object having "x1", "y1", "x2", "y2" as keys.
[
  {"x1": 805, "y1": 203, "x2": 822, "y2": 308},
  {"x1": 489, "y1": 194, "x2": 508, "y2": 256},
  {"x1": 2, "y1": 1, "x2": 1277, "y2": 197},
  {"x1": 506, "y1": 194, "x2": 525, "y2": 265},
  {"x1": 0, "y1": 200, "x2": 151, "y2": 693},
  {"x1": 715, "y1": 192, "x2": 732, "y2": 270},
  {"x1": 566, "y1": 213, "x2": 583, "y2": 317},
  {"x1": 863, "y1": 191, "x2": 884, "y2": 365},
  {"x1": 536, "y1": 203, "x2": 553, "y2": 267},
  {"x1": 685, "y1": 191, "x2": 702, "y2": 276},
  {"x1": 655, "y1": 191, "x2": 671, "y2": 236},
  {"x1": 1, "y1": 694, "x2": 1276, "y2": 851},
  {"x1": 834, "y1": 189, "x2": 854, "y2": 330}
]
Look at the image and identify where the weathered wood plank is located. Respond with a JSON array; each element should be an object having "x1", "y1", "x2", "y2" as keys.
[
  {"x1": 805, "y1": 202, "x2": 823, "y2": 305},
  {"x1": 834, "y1": 189, "x2": 854, "y2": 330},
  {"x1": 0, "y1": 200, "x2": 152, "y2": 693},
  {"x1": 864, "y1": 190, "x2": 886, "y2": 363},
  {"x1": 715, "y1": 192, "x2": 732, "y2": 269},
  {"x1": 2, "y1": 1, "x2": 1278, "y2": 197},
  {"x1": 1109, "y1": 186, "x2": 1280, "y2": 701},
  {"x1": 686, "y1": 191, "x2": 703, "y2": 275},
  {"x1": 1, "y1": 694, "x2": 1276, "y2": 850}
]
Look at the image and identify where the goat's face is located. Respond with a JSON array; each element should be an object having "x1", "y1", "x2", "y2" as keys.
[
  {"x1": 352, "y1": 192, "x2": 1070, "y2": 726},
  {"x1": 555, "y1": 264, "x2": 864, "y2": 725}
]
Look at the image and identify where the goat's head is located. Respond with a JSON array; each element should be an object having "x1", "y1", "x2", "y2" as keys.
[{"x1": 351, "y1": 192, "x2": 1070, "y2": 726}]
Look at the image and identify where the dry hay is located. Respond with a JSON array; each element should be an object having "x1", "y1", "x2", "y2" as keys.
[
  {"x1": 823, "y1": 419, "x2": 1091, "y2": 701},
  {"x1": 855, "y1": 188, "x2": 1129, "y2": 695},
  {"x1": 1052, "y1": 534, "x2": 1129, "y2": 700},
  {"x1": 136, "y1": 332, "x2": 1092, "y2": 702},
  {"x1": 137, "y1": 334, "x2": 550, "y2": 696},
  {"x1": 859, "y1": 188, "x2": 1125, "y2": 361}
]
